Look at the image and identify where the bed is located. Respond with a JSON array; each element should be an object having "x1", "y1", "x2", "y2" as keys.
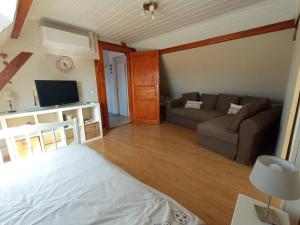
[{"x1": 0, "y1": 120, "x2": 205, "y2": 225}]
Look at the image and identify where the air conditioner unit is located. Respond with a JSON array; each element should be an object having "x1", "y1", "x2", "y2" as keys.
[{"x1": 40, "y1": 26, "x2": 95, "y2": 53}]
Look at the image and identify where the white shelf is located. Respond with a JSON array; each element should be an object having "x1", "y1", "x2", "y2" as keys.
[
  {"x1": 0, "y1": 102, "x2": 99, "y2": 120},
  {"x1": 84, "y1": 120, "x2": 99, "y2": 125},
  {"x1": 0, "y1": 103, "x2": 103, "y2": 156}
]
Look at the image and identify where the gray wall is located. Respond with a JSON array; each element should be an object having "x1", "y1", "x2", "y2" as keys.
[{"x1": 160, "y1": 30, "x2": 294, "y2": 101}]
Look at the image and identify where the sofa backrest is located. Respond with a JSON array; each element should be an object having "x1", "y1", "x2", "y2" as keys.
[
  {"x1": 216, "y1": 94, "x2": 240, "y2": 113},
  {"x1": 180, "y1": 92, "x2": 275, "y2": 113},
  {"x1": 201, "y1": 94, "x2": 218, "y2": 110},
  {"x1": 240, "y1": 95, "x2": 269, "y2": 106},
  {"x1": 182, "y1": 92, "x2": 200, "y2": 104}
]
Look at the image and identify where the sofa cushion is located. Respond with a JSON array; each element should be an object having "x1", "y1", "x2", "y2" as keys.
[
  {"x1": 184, "y1": 101, "x2": 203, "y2": 109},
  {"x1": 216, "y1": 94, "x2": 240, "y2": 113},
  {"x1": 182, "y1": 92, "x2": 200, "y2": 104},
  {"x1": 227, "y1": 103, "x2": 243, "y2": 115},
  {"x1": 197, "y1": 115, "x2": 238, "y2": 145},
  {"x1": 227, "y1": 100, "x2": 269, "y2": 132},
  {"x1": 241, "y1": 95, "x2": 269, "y2": 105},
  {"x1": 171, "y1": 108, "x2": 224, "y2": 122},
  {"x1": 202, "y1": 94, "x2": 218, "y2": 110}
]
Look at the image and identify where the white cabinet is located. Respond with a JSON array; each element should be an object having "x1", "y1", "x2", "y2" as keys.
[
  {"x1": 231, "y1": 194, "x2": 290, "y2": 225},
  {"x1": 0, "y1": 103, "x2": 103, "y2": 161}
]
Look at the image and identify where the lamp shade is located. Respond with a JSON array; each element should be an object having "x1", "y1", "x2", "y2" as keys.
[{"x1": 250, "y1": 155, "x2": 300, "y2": 200}]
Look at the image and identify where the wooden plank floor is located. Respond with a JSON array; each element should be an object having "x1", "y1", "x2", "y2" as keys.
[{"x1": 87, "y1": 123, "x2": 276, "y2": 225}]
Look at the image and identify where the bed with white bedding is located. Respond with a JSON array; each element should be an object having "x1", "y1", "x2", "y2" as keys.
[{"x1": 0, "y1": 144, "x2": 205, "y2": 225}]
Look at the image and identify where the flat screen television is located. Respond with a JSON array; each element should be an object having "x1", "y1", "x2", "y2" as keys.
[{"x1": 35, "y1": 80, "x2": 79, "y2": 107}]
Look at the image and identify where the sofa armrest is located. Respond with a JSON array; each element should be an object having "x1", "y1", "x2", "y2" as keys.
[
  {"x1": 236, "y1": 106, "x2": 282, "y2": 164},
  {"x1": 166, "y1": 98, "x2": 183, "y2": 122}
]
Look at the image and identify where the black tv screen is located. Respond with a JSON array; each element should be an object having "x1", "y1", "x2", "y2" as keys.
[{"x1": 35, "y1": 80, "x2": 79, "y2": 107}]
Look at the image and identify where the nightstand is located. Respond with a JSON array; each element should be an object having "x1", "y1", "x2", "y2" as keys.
[{"x1": 231, "y1": 194, "x2": 290, "y2": 225}]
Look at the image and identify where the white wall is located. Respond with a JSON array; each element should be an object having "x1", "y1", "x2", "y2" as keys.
[
  {"x1": 283, "y1": 103, "x2": 300, "y2": 225},
  {"x1": 0, "y1": 20, "x2": 98, "y2": 113},
  {"x1": 277, "y1": 2, "x2": 300, "y2": 156},
  {"x1": 279, "y1": 2, "x2": 300, "y2": 222},
  {"x1": 104, "y1": 50, "x2": 119, "y2": 114},
  {"x1": 0, "y1": 23, "x2": 13, "y2": 47},
  {"x1": 115, "y1": 55, "x2": 128, "y2": 117},
  {"x1": 103, "y1": 50, "x2": 128, "y2": 116}
]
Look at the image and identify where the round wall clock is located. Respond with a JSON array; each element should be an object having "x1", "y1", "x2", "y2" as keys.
[{"x1": 56, "y1": 56, "x2": 74, "y2": 73}]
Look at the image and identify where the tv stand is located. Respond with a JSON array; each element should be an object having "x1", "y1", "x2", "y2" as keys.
[{"x1": 0, "y1": 103, "x2": 103, "y2": 159}]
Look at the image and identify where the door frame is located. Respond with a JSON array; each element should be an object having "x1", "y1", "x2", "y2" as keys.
[{"x1": 94, "y1": 41, "x2": 135, "y2": 132}]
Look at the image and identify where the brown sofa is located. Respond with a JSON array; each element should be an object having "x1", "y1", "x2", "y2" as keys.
[{"x1": 167, "y1": 92, "x2": 282, "y2": 165}]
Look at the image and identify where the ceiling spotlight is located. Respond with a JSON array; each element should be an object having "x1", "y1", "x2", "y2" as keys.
[{"x1": 141, "y1": 0, "x2": 158, "y2": 21}]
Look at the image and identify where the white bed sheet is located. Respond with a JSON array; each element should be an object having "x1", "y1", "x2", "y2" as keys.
[{"x1": 0, "y1": 144, "x2": 205, "y2": 225}]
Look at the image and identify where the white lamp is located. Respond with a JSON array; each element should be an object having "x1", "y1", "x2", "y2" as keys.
[
  {"x1": 3, "y1": 91, "x2": 16, "y2": 113},
  {"x1": 250, "y1": 155, "x2": 300, "y2": 225}
]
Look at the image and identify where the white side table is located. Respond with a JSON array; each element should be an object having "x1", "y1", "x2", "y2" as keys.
[{"x1": 231, "y1": 194, "x2": 290, "y2": 225}]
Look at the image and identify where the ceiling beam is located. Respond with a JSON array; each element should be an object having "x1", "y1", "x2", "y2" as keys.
[
  {"x1": 11, "y1": 0, "x2": 33, "y2": 39},
  {"x1": 98, "y1": 41, "x2": 135, "y2": 53},
  {"x1": 0, "y1": 52, "x2": 33, "y2": 91},
  {"x1": 159, "y1": 20, "x2": 296, "y2": 55}
]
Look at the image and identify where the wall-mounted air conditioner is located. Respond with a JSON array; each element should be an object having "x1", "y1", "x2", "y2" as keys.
[{"x1": 40, "y1": 25, "x2": 98, "y2": 58}]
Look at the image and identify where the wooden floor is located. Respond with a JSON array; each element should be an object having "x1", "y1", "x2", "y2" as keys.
[{"x1": 87, "y1": 123, "x2": 276, "y2": 225}]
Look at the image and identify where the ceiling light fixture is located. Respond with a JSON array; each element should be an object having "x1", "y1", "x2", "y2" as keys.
[{"x1": 141, "y1": 1, "x2": 158, "y2": 21}]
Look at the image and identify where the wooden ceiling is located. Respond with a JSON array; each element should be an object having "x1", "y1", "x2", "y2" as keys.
[{"x1": 29, "y1": 0, "x2": 269, "y2": 43}]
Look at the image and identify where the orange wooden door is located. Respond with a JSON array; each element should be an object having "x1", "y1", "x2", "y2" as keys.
[{"x1": 130, "y1": 51, "x2": 160, "y2": 124}]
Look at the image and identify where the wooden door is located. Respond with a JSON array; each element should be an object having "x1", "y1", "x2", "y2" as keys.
[{"x1": 130, "y1": 51, "x2": 160, "y2": 124}]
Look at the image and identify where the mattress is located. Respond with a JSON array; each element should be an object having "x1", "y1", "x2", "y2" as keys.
[{"x1": 0, "y1": 144, "x2": 205, "y2": 225}]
